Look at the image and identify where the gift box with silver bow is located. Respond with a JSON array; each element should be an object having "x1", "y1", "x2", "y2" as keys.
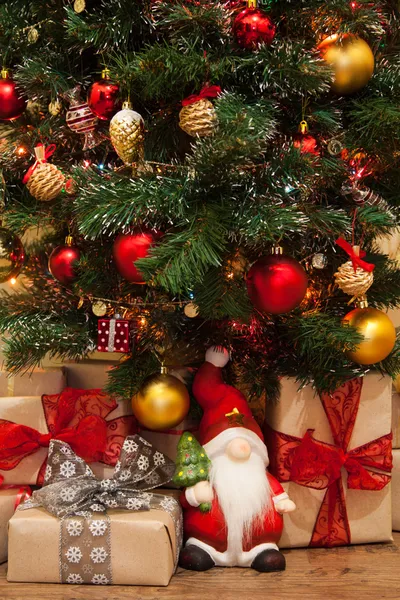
[{"x1": 7, "y1": 435, "x2": 182, "y2": 586}]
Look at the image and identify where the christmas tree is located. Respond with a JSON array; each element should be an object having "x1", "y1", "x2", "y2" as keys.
[
  {"x1": 0, "y1": 0, "x2": 399, "y2": 403},
  {"x1": 173, "y1": 432, "x2": 211, "y2": 512}
]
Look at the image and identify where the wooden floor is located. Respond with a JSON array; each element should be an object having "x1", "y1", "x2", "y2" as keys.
[{"x1": 1, "y1": 533, "x2": 399, "y2": 600}]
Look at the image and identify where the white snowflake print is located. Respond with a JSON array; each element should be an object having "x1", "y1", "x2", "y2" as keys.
[
  {"x1": 60, "y1": 461, "x2": 76, "y2": 478},
  {"x1": 90, "y1": 503, "x2": 104, "y2": 512},
  {"x1": 44, "y1": 464, "x2": 52, "y2": 481},
  {"x1": 61, "y1": 563, "x2": 69, "y2": 572},
  {"x1": 137, "y1": 455, "x2": 149, "y2": 471},
  {"x1": 66, "y1": 520, "x2": 84, "y2": 537},
  {"x1": 91, "y1": 574, "x2": 109, "y2": 585},
  {"x1": 66, "y1": 573, "x2": 83, "y2": 585},
  {"x1": 126, "y1": 497, "x2": 143, "y2": 511},
  {"x1": 141, "y1": 492, "x2": 152, "y2": 504},
  {"x1": 52, "y1": 454, "x2": 60, "y2": 464},
  {"x1": 83, "y1": 564, "x2": 94, "y2": 574},
  {"x1": 90, "y1": 547, "x2": 108, "y2": 564},
  {"x1": 85, "y1": 465, "x2": 94, "y2": 477},
  {"x1": 146, "y1": 472, "x2": 160, "y2": 485},
  {"x1": 104, "y1": 498, "x2": 118, "y2": 508},
  {"x1": 118, "y1": 468, "x2": 131, "y2": 481},
  {"x1": 65, "y1": 546, "x2": 83, "y2": 564},
  {"x1": 89, "y1": 520, "x2": 108, "y2": 537},
  {"x1": 60, "y1": 445, "x2": 72, "y2": 455},
  {"x1": 154, "y1": 451, "x2": 165, "y2": 466},
  {"x1": 60, "y1": 487, "x2": 77, "y2": 502},
  {"x1": 160, "y1": 497, "x2": 177, "y2": 512},
  {"x1": 75, "y1": 510, "x2": 91, "y2": 519},
  {"x1": 100, "y1": 479, "x2": 117, "y2": 491},
  {"x1": 114, "y1": 460, "x2": 121, "y2": 473},
  {"x1": 123, "y1": 439, "x2": 138, "y2": 454}
]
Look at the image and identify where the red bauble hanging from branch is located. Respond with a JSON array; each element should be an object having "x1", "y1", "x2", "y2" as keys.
[
  {"x1": 233, "y1": 0, "x2": 276, "y2": 50},
  {"x1": 113, "y1": 229, "x2": 163, "y2": 284},
  {"x1": 88, "y1": 68, "x2": 120, "y2": 121},
  {"x1": 48, "y1": 236, "x2": 81, "y2": 285},
  {"x1": 0, "y1": 69, "x2": 26, "y2": 121},
  {"x1": 247, "y1": 247, "x2": 308, "y2": 314}
]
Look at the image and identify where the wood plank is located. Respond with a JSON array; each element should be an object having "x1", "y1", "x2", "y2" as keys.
[{"x1": 1, "y1": 533, "x2": 399, "y2": 600}]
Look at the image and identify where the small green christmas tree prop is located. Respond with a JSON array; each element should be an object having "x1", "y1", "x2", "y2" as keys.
[{"x1": 173, "y1": 431, "x2": 212, "y2": 513}]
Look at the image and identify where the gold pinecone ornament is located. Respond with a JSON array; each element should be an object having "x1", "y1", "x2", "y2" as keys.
[
  {"x1": 334, "y1": 239, "x2": 375, "y2": 302},
  {"x1": 109, "y1": 100, "x2": 145, "y2": 165},
  {"x1": 23, "y1": 144, "x2": 65, "y2": 202},
  {"x1": 179, "y1": 85, "x2": 221, "y2": 138}
]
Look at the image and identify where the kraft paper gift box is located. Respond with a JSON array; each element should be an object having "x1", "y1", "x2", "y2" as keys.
[
  {"x1": 139, "y1": 414, "x2": 200, "y2": 463},
  {"x1": 392, "y1": 387, "x2": 400, "y2": 449},
  {"x1": 393, "y1": 450, "x2": 400, "y2": 531},
  {"x1": 265, "y1": 374, "x2": 393, "y2": 548},
  {"x1": 0, "y1": 389, "x2": 136, "y2": 485},
  {"x1": 0, "y1": 487, "x2": 31, "y2": 563},
  {"x1": 7, "y1": 436, "x2": 182, "y2": 586},
  {"x1": 0, "y1": 367, "x2": 66, "y2": 397}
]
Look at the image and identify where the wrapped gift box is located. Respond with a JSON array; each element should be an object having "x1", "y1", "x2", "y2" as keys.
[
  {"x1": 265, "y1": 374, "x2": 393, "y2": 548},
  {"x1": 0, "y1": 487, "x2": 31, "y2": 563},
  {"x1": 64, "y1": 361, "x2": 118, "y2": 390},
  {"x1": 393, "y1": 450, "x2": 400, "y2": 531},
  {"x1": 392, "y1": 387, "x2": 400, "y2": 449},
  {"x1": 97, "y1": 316, "x2": 131, "y2": 353},
  {"x1": 8, "y1": 505, "x2": 179, "y2": 585},
  {"x1": 140, "y1": 414, "x2": 200, "y2": 463},
  {"x1": 0, "y1": 367, "x2": 65, "y2": 398},
  {"x1": 0, "y1": 390, "x2": 136, "y2": 485}
]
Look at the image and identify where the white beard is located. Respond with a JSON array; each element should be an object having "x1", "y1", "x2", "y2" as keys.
[{"x1": 210, "y1": 452, "x2": 273, "y2": 557}]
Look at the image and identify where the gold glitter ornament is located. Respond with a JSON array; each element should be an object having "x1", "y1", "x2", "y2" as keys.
[
  {"x1": 74, "y1": 0, "x2": 85, "y2": 12},
  {"x1": 23, "y1": 144, "x2": 65, "y2": 202},
  {"x1": 179, "y1": 99, "x2": 217, "y2": 137},
  {"x1": 92, "y1": 300, "x2": 107, "y2": 317},
  {"x1": 184, "y1": 302, "x2": 199, "y2": 318},
  {"x1": 48, "y1": 99, "x2": 62, "y2": 116},
  {"x1": 27, "y1": 27, "x2": 39, "y2": 44},
  {"x1": 109, "y1": 100, "x2": 145, "y2": 165}
]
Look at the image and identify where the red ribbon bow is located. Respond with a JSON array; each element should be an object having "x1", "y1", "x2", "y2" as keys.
[
  {"x1": 0, "y1": 387, "x2": 137, "y2": 485},
  {"x1": 336, "y1": 237, "x2": 375, "y2": 273},
  {"x1": 182, "y1": 85, "x2": 221, "y2": 106},
  {"x1": 0, "y1": 478, "x2": 32, "y2": 510},
  {"x1": 265, "y1": 378, "x2": 392, "y2": 547},
  {"x1": 22, "y1": 143, "x2": 57, "y2": 184}
]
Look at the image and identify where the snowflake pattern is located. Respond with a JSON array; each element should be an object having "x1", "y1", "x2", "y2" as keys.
[
  {"x1": 75, "y1": 510, "x2": 91, "y2": 518},
  {"x1": 126, "y1": 497, "x2": 144, "y2": 511},
  {"x1": 89, "y1": 520, "x2": 108, "y2": 537},
  {"x1": 52, "y1": 454, "x2": 60, "y2": 464},
  {"x1": 85, "y1": 465, "x2": 93, "y2": 477},
  {"x1": 103, "y1": 498, "x2": 118, "y2": 508},
  {"x1": 66, "y1": 520, "x2": 84, "y2": 537},
  {"x1": 146, "y1": 472, "x2": 160, "y2": 485},
  {"x1": 60, "y1": 445, "x2": 71, "y2": 455},
  {"x1": 66, "y1": 573, "x2": 83, "y2": 584},
  {"x1": 60, "y1": 461, "x2": 76, "y2": 478},
  {"x1": 100, "y1": 479, "x2": 117, "y2": 491},
  {"x1": 83, "y1": 564, "x2": 94, "y2": 574},
  {"x1": 65, "y1": 546, "x2": 83, "y2": 564},
  {"x1": 44, "y1": 464, "x2": 52, "y2": 481},
  {"x1": 119, "y1": 468, "x2": 131, "y2": 482},
  {"x1": 60, "y1": 487, "x2": 77, "y2": 502},
  {"x1": 90, "y1": 503, "x2": 104, "y2": 512},
  {"x1": 114, "y1": 461, "x2": 121, "y2": 473},
  {"x1": 123, "y1": 439, "x2": 138, "y2": 454},
  {"x1": 160, "y1": 497, "x2": 177, "y2": 512},
  {"x1": 90, "y1": 547, "x2": 108, "y2": 564},
  {"x1": 91, "y1": 574, "x2": 109, "y2": 585},
  {"x1": 137, "y1": 455, "x2": 149, "y2": 471},
  {"x1": 154, "y1": 451, "x2": 165, "y2": 466}
]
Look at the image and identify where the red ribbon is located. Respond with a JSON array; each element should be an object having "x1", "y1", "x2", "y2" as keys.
[
  {"x1": 22, "y1": 143, "x2": 57, "y2": 184},
  {"x1": 265, "y1": 378, "x2": 392, "y2": 547},
  {"x1": 0, "y1": 387, "x2": 137, "y2": 485},
  {"x1": 336, "y1": 237, "x2": 375, "y2": 273},
  {"x1": 0, "y1": 479, "x2": 32, "y2": 510},
  {"x1": 182, "y1": 85, "x2": 221, "y2": 106}
]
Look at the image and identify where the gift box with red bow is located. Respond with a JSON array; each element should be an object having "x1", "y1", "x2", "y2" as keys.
[
  {"x1": 264, "y1": 374, "x2": 393, "y2": 548},
  {"x1": 0, "y1": 367, "x2": 65, "y2": 397},
  {"x1": 0, "y1": 388, "x2": 137, "y2": 486},
  {"x1": 393, "y1": 450, "x2": 400, "y2": 531},
  {"x1": 0, "y1": 486, "x2": 31, "y2": 563}
]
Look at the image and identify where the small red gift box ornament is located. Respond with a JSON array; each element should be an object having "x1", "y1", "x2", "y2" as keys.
[{"x1": 97, "y1": 315, "x2": 131, "y2": 353}]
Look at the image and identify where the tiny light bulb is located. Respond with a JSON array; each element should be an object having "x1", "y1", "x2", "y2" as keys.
[
  {"x1": 227, "y1": 271, "x2": 234, "y2": 279},
  {"x1": 83, "y1": 159, "x2": 91, "y2": 168},
  {"x1": 16, "y1": 146, "x2": 26, "y2": 156},
  {"x1": 98, "y1": 163, "x2": 104, "y2": 170},
  {"x1": 139, "y1": 317, "x2": 147, "y2": 326},
  {"x1": 10, "y1": 277, "x2": 17, "y2": 285}
]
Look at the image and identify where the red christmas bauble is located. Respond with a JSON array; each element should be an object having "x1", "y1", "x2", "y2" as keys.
[
  {"x1": 49, "y1": 239, "x2": 81, "y2": 285},
  {"x1": 233, "y1": 7, "x2": 276, "y2": 49},
  {"x1": 0, "y1": 70, "x2": 26, "y2": 121},
  {"x1": 88, "y1": 69, "x2": 120, "y2": 120},
  {"x1": 113, "y1": 229, "x2": 162, "y2": 284},
  {"x1": 293, "y1": 133, "x2": 319, "y2": 156},
  {"x1": 247, "y1": 253, "x2": 308, "y2": 314}
]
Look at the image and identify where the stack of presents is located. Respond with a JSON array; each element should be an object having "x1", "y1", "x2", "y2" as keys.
[{"x1": 0, "y1": 360, "x2": 398, "y2": 586}]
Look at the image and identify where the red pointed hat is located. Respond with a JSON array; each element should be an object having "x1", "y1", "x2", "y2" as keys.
[{"x1": 192, "y1": 347, "x2": 269, "y2": 465}]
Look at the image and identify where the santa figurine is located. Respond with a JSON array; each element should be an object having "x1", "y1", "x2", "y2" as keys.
[{"x1": 178, "y1": 346, "x2": 296, "y2": 572}]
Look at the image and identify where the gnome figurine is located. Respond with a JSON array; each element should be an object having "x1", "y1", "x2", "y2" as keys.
[{"x1": 178, "y1": 346, "x2": 296, "y2": 572}]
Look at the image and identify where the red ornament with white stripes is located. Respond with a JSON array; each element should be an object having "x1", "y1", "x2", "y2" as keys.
[{"x1": 64, "y1": 86, "x2": 102, "y2": 150}]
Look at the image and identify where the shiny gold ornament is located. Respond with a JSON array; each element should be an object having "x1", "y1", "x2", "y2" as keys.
[
  {"x1": 131, "y1": 369, "x2": 190, "y2": 431},
  {"x1": 27, "y1": 27, "x2": 39, "y2": 44},
  {"x1": 179, "y1": 99, "x2": 217, "y2": 137},
  {"x1": 343, "y1": 306, "x2": 396, "y2": 365},
  {"x1": 48, "y1": 99, "x2": 62, "y2": 116},
  {"x1": 74, "y1": 0, "x2": 86, "y2": 12},
  {"x1": 109, "y1": 101, "x2": 145, "y2": 165},
  {"x1": 92, "y1": 300, "x2": 107, "y2": 317},
  {"x1": 0, "y1": 227, "x2": 25, "y2": 283},
  {"x1": 318, "y1": 34, "x2": 374, "y2": 95},
  {"x1": 184, "y1": 302, "x2": 199, "y2": 318}
]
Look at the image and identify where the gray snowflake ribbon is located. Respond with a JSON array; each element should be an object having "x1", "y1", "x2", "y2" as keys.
[{"x1": 21, "y1": 435, "x2": 183, "y2": 585}]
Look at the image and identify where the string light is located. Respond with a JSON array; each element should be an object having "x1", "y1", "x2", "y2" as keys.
[
  {"x1": 16, "y1": 146, "x2": 27, "y2": 156},
  {"x1": 9, "y1": 277, "x2": 17, "y2": 285},
  {"x1": 98, "y1": 163, "x2": 104, "y2": 170},
  {"x1": 83, "y1": 159, "x2": 91, "y2": 169}
]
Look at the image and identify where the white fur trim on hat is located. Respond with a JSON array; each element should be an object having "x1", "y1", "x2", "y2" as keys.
[
  {"x1": 203, "y1": 427, "x2": 269, "y2": 466},
  {"x1": 205, "y1": 346, "x2": 230, "y2": 368}
]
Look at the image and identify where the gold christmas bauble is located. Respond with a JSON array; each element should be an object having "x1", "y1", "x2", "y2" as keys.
[
  {"x1": 131, "y1": 372, "x2": 190, "y2": 431},
  {"x1": 343, "y1": 307, "x2": 396, "y2": 365},
  {"x1": 318, "y1": 34, "x2": 374, "y2": 95},
  {"x1": 179, "y1": 99, "x2": 217, "y2": 137},
  {"x1": 109, "y1": 102, "x2": 145, "y2": 165}
]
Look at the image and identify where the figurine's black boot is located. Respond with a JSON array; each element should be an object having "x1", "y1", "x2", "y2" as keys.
[
  {"x1": 251, "y1": 549, "x2": 286, "y2": 572},
  {"x1": 179, "y1": 545, "x2": 215, "y2": 571}
]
